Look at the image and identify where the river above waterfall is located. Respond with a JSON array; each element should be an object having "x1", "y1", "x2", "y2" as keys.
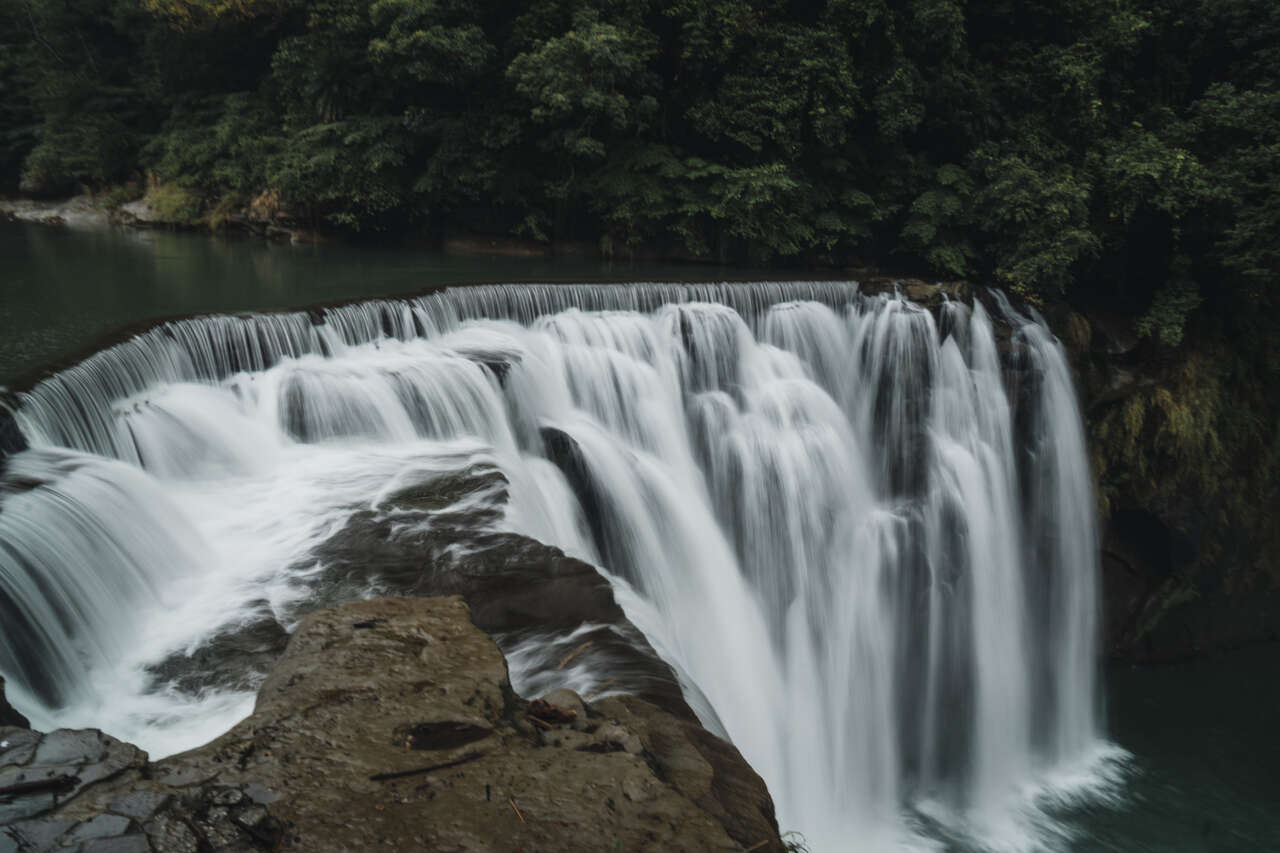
[
  {"x1": 1, "y1": 221, "x2": 1276, "y2": 852},
  {"x1": 0, "y1": 221, "x2": 779, "y2": 386}
]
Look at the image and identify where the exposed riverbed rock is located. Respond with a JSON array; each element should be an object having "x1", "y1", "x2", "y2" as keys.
[
  {"x1": 2, "y1": 597, "x2": 783, "y2": 852},
  {"x1": 148, "y1": 460, "x2": 691, "y2": 716}
]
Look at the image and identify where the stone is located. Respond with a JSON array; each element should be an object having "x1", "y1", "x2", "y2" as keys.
[
  {"x1": 73, "y1": 739, "x2": 147, "y2": 789},
  {"x1": 154, "y1": 597, "x2": 781, "y2": 852},
  {"x1": 0, "y1": 597, "x2": 783, "y2": 853},
  {"x1": 592, "y1": 723, "x2": 643, "y2": 756},
  {"x1": 0, "y1": 729, "x2": 147, "y2": 825},
  {"x1": 81, "y1": 836, "x2": 149, "y2": 853},
  {"x1": 6, "y1": 818, "x2": 76, "y2": 850},
  {"x1": 239, "y1": 783, "x2": 278, "y2": 805},
  {"x1": 302, "y1": 460, "x2": 693, "y2": 717},
  {"x1": 232, "y1": 804, "x2": 269, "y2": 831},
  {"x1": 0, "y1": 729, "x2": 40, "y2": 767},
  {"x1": 210, "y1": 787, "x2": 244, "y2": 806},
  {"x1": 0, "y1": 791, "x2": 56, "y2": 824},
  {"x1": 195, "y1": 806, "x2": 244, "y2": 849},
  {"x1": 108, "y1": 791, "x2": 169, "y2": 821},
  {"x1": 143, "y1": 814, "x2": 199, "y2": 853},
  {"x1": 66, "y1": 814, "x2": 131, "y2": 842},
  {"x1": 33, "y1": 730, "x2": 106, "y2": 766},
  {"x1": 151, "y1": 767, "x2": 216, "y2": 788},
  {"x1": 145, "y1": 605, "x2": 288, "y2": 697},
  {"x1": 539, "y1": 688, "x2": 585, "y2": 721}
]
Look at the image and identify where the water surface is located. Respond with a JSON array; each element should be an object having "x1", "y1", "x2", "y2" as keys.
[
  {"x1": 1072, "y1": 646, "x2": 1280, "y2": 852},
  {"x1": 1, "y1": 221, "x2": 1276, "y2": 852},
  {"x1": 0, "y1": 221, "x2": 776, "y2": 385}
]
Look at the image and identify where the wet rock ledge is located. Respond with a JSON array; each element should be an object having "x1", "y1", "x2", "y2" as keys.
[{"x1": 1, "y1": 596, "x2": 783, "y2": 853}]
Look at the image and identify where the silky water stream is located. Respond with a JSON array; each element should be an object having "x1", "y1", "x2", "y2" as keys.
[{"x1": 0, "y1": 281, "x2": 1124, "y2": 850}]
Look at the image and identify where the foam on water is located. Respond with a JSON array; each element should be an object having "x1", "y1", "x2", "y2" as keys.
[{"x1": 0, "y1": 282, "x2": 1120, "y2": 850}]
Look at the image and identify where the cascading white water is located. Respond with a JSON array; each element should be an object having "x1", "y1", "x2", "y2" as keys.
[{"x1": 0, "y1": 282, "x2": 1121, "y2": 850}]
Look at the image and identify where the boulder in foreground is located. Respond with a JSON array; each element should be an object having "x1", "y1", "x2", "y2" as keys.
[{"x1": 2, "y1": 596, "x2": 783, "y2": 852}]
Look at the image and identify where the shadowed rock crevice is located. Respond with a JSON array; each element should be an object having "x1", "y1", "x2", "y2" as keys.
[{"x1": 392, "y1": 721, "x2": 492, "y2": 751}]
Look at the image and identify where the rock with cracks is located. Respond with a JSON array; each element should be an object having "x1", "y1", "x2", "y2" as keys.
[{"x1": 2, "y1": 596, "x2": 783, "y2": 852}]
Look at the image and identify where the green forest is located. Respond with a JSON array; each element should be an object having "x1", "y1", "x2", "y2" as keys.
[
  {"x1": 0, "y1": 0, "x2": 1277, "y2": 658},
  {"x1": 1, "y1": 0, "x2": 1276, "y2": 319}
]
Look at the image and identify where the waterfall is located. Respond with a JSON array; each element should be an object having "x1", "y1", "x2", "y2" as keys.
[{"x1": 0, "y1": 282, "x2": 1118, "y2": 850}]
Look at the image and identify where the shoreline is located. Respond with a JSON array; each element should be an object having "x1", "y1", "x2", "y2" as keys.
[{"x1": 0, "y1": 192, "x2": 927, "y2": 276}]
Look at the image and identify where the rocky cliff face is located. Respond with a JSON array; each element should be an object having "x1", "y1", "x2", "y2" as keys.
[
  {"x1": 1, "y1": 596, "x2": 784, "y2": 852},
  {"x1": 1052, "y1": 306, "x2": 1280, "y2": 662}
]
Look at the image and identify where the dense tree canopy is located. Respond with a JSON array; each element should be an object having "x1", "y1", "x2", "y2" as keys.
[
  {"x1": 1, "y1": 0, "x2": 1277, "y2": 329},
  {"x1": 2, "y1": 0, "x2": 1277, "y2": 674}
]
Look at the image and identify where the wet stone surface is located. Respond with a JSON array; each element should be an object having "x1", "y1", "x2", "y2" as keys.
[
  {"x1": 1, "y1": 781, "x2": 281, "y2": 853},
  {"x1": 0, "y1": 729, "x2": 145, "y2": 827},
  {"x1": 0, "y1": 722, "x2": 279, "y2": 852},
  {"x1": 1, "y1": 596, "x2": 781, "y2": 852},
  {"x1": 104, "y1": 793, "x2": 167, "y2": 823}
]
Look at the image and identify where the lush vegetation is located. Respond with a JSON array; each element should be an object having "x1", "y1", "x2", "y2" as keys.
[
  {"x1": 0, "y1": 0, "x2": 1277, "y2": 643},
  {"x1": 0, "y1": 1, "x2": 1275, "y2": 303}
]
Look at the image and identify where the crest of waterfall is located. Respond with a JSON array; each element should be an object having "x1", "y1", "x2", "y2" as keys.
[{"x1": 0, "y1": 281, "x2": 1114, "y2": 851}]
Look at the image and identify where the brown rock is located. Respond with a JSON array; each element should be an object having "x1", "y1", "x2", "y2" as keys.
[{"x1": 16, "y1": 597, "x2": 783, "y2": 852}]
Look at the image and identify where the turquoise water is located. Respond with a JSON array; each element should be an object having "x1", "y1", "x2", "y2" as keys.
[{"x1": 1, "y1": 220, "x2": 1276, "y2": 851}]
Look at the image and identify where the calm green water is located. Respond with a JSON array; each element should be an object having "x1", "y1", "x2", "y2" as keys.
[
  {"x1": 1, "y1": 221, "x2": 1276, "y2": 851},
  {"x1": 0, "y1": 221, "x2": 779, "y2": 385},
  {"x1": 1070, "y1": 645, "x2": 1280, "y2": 852}
]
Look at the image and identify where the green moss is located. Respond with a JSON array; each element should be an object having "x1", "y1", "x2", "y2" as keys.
[
  {"x1": 1094, "y1": 352, "x2": 1225, "y2": 505},
  {"x1": 1061, "y1": 311, "x2": 1092, "y2": 357},
  {"x1": 95, "y1": 184, "x2": 144, "y2": 211},
  {"x1": 1092, "y1": 334, "x2": 1280, "y2": 608},
  {"x1": 207, "y1": 193, "x2": 242, "y2": 232},
  {"x1": 146, "y1": 182, "x2": 204, "y2": 226}
]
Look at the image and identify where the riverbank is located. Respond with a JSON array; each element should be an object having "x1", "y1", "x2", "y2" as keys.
[{"x1": 0, "y1": 191, "x2": 942, "y2": 276}]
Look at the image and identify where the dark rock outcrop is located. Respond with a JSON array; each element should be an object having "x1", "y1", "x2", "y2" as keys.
[
  {"x1": 148, "y1": 461, "x2": 692, "y2": 718},
  {"x1": 1053, "y1": 307, "x2": 1280, "y2": 662},
  {"x1": 144, "y1": 607, "x2": 290, "y2": 696},
  {"x1": 0, "y1": 727, "x2": 148, "y2": 827},
  {"x1": 2, "y1": 596, "x2": 783, "y2": 852}
]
